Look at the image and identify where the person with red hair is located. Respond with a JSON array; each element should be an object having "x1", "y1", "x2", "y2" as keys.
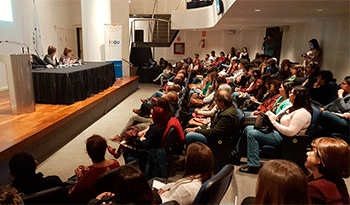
[{"x1": 108, "y1": 107, "x2": 169, "y2": 178}]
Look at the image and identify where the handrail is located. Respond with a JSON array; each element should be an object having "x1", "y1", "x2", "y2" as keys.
[
  {"x1": 151, "y1": 0, "x2": 158, "y2": 19},
  {"x1": 150, "y1": 0, "x2": 158, "y2": 42},
  {"x1": 129, "y1": 17, "x2": 172, "y2": 45},
  {"x1": 175, "y1": 0, "x2": 185, "y2": 10},
  {"x1": 132, "y1": 18, "x2": 170, "y2": 23},
  {"x1": 122, "y1": 58, "x2": 133, "y2": 66}
]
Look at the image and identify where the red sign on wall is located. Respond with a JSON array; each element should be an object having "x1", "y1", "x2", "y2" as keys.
[{"x1": 202, "y1": 31, "x2": 206, "y2": 37}]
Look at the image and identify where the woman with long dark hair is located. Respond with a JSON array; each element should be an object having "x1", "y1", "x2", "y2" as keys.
[
  {"x1": 158, "y1": 142, "x2": 214, "y2": 205},
  {"x1": 302, "y1": 38, "x2": 321, "y2": 67},
  {"x1": 232, "y1": 86, "x2": 312, "y2": 174},
  {"x1": 89, "y1": 165, "x2": 155, "y2": 205}
]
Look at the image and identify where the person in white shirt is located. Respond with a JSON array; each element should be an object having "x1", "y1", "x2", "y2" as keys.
[
  {"x1": 232, "y1": 86, "x2": 312, "y2": 174},
  {"x1": 158, "y1": 142, "x2": 214, "y2": 205}
]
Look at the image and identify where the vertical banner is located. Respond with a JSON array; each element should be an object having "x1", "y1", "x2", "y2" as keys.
[{"x1": 104, "y1": 24, "x2": 122, "y2": 78}]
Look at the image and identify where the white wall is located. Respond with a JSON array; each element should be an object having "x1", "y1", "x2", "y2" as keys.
[
  {"x1": 280, "y1": 15, "x2": 350, "y2": 81},
  {"x1": 129, "y1": 0, "x2": 182, "y2": 14},
  {"x1": 112, "y1": 0, "x2": 130, "y2": 77},
  {"x1": 155, "y1": 16, "x2": 349, "y2": 82},
  {"x1": 154, "y1": 29, "x2": 265, "y2": 63}
]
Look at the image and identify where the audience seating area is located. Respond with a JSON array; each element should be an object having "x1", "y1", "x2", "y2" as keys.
[{"x1": 3, "y1": 43, "x2": 350, "y2": 204}]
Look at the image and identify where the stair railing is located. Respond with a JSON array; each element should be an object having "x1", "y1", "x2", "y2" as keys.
[{"x1": 130, "y1": 18, "x2": 171, "y2": 44}]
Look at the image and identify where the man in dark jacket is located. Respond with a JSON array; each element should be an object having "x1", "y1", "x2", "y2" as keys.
[
  {"x1": 9, "y1": 151, "x2": 62, "y2": 195},
  {"x1": 185, "y1": 89, "x2": 238, "y2": 144}
]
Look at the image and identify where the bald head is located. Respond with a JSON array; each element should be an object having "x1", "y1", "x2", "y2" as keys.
[{"x1": 214, "y1": 90, "x2": 233, "y2": 107}]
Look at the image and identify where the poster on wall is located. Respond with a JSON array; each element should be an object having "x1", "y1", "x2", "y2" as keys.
[
  {"x1": 104, "y1": 24, "x2": 123, "y2": 78},
  {"x1": 174, "y1": 42, "x2": 185, "y2": 55}
]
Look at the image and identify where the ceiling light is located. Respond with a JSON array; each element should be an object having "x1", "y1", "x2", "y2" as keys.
[
  {"x1": 129, "y1": 0, "x2": 131, "y2": 3},
  {"x1": 317, "y1": 8, "x2": 323, "y2": 12},
  {"x1": 255, "y1": 9, "x2": 260, "y2": 12}
]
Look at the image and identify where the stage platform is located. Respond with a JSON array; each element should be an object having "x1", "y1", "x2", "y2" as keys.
[{"x1": 0, "y1": 76, "x2": 138, "y2": 172}]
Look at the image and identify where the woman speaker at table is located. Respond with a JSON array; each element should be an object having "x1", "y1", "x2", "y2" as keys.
[
  {"x1": 44, "y1": 46, "x2": 59, "y2": 66},
  {"x1": 60, "y1": 47, "x2": 76, "y2": 64}
]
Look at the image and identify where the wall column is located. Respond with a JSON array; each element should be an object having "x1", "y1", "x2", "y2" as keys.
[{"x1": 81, "y1": 0, "x2": 111, "y2": 61}]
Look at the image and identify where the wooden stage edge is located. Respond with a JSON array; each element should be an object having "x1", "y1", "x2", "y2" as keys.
[{"x1": 0, "y1": 76, "x2": 139, "y2": 163}]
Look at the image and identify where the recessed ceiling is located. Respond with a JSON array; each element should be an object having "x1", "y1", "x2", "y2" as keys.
[{"x1": 212, "y1": 0, "x2": 349, "y2": 30}]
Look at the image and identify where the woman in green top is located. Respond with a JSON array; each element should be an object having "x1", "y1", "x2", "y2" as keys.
[{"x1": 272, "y1": 81, "x2": 294, "y2": 114}]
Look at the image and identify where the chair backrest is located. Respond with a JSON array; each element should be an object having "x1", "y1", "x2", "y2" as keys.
[
  {"x1": 232, "y1": 108, "x2": 245, "y2": 146},
  {"x1": 164, "y1": 127, "x2": 176, "y2": 154},
  {"x1": 96, "y1": 161, "x2": 139, "y2": 194},
  {"x1": 192, "y1": 164, "x2": 234, "y2": 205},
  {"x1": 305, "y1": 106, "x2": 322, "y2": 138},
  {"x1": 22, "y1": 186, "x2": 69, "y2": 204}
]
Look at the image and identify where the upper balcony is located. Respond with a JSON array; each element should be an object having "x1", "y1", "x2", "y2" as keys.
[{"x1": 171, "y1": 0, "x2": 236, "y2": 30}]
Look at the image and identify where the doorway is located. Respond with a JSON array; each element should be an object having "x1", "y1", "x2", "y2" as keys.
[
  {"x1": 76, "y1": 27, "x2": 83, "y2": 59},
  {"x1": 266, "y1": 27, "x2": 283, "y2": 63}
]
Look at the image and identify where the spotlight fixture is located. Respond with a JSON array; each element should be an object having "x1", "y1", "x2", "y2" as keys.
[
  {"x1": 317, "y1": 8, "x2": 323, "y2": 12},
  {"x1": 255, "y1": 9, "x2": 260, "y2": 12}
]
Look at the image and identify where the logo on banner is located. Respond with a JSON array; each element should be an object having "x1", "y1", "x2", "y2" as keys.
[{"x1": 109, "y1": 40, "x2": 120, "y2": 46}]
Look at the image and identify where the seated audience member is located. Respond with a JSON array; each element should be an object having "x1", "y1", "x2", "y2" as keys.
[
  {"x1": 159, "y1": 142, "x2": 214, "y2": 205},
  {"x1": 69, "y1": 135, "x2": 120, "y2": 203},
  {"x1": 0, "y1": 185, "x2": 24, "y2": 205},
  {"x1": 286, "y1": 64, "x2": 304, "y2": 85},
  {"x1": 242, "y1": 159, "x2": 309, "y2": 204},
  {"x1": 231, "y1": 68, "x2": 261, "y2": 104},
  {"x1": 153, "y1": 63, "x2": 173, "y2": 87},
  {"x1": 88, "y1": 165, "x2": 155, "y2": 205},
  {"x1": 218, "y1": 51, "x2": 226, "y2": 64},
  {"x1": 205, "y1": 77, "x2": 232, "y2": 103},
  {"x1": 59, "y1": 47, "x2": 76, "y2": 64},
  {"x1": 159, "y1": 57, "x2": 168, "y2": 68},
  {"x1": 306, "y1": 137, "x2": 350, "y2": 204},
  {"x1": 111, "y1": 98, "x2": 172, "y2": 142},
  {"x1": 30, "y1": 54, "x2": 53, "y2": 69},
  {"x1": 302, "y1": 61, "x2": 320, "y2": 90},
  {"x1": 190, "y1": 58, "x2": 203, "y2": 74},
  {"x1": 226, "y1": 59, "x2": 247, "y2": 83},
  {"x1": 310, "y1": 70, "x2": 338, "y2": 106},
  {"x1": 274, "y1": 59, "x2": 291, "y2": 80},
  {"x1": 317, "y1": 76, "x2": 350, "y2": 142},
  {"x1": 248, "y1": 79, "x2": 282, "y2": 116},
  {"x1": 108, "y1": 107, "x2": 169, "y2": 178},
  {"x1": 234, "y1": 63, "x2": 252, "y2": 89},
  {"x1": 244, "y1": 77, "x2": 278, "y2": 112},
  {"x1": 239, "y1": 47, "x2": 250, "y2": 62},
  {"x1": 43, "y1": 45, "x2": 59, "y2": 66},
  {"x1": 185, "y1": 90, "x2": 238, "y2": 144},
  {"x1": 264, "y1": 58, "x2": 278, "y2": 75},
  {"x1": 270, "y1": 81, "x2": 294, "y2": 114},
  {"x1": 231, "y1": 86, "x2": 312, "y2": 174},
  {"x1": 133, "y1": 91, "x2": 178, "y2": 118},
  {"x1": 188, "y1": 71, "x2": 217, "y2": 100},
  {"x1": 9, "y1": 151, "x2": 62, "y2": 195}
]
